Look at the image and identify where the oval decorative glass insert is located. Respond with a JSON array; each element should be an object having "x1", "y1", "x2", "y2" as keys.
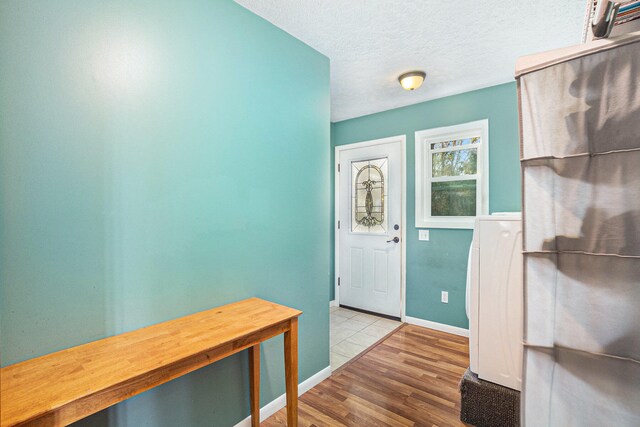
[{"x1": 351, "y1": 157, "x2": 388, "y2": 233}]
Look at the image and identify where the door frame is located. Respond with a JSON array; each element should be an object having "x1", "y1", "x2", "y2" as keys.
[{"x1": 334, "y1": 135, "x2": 407, "y2": 321}]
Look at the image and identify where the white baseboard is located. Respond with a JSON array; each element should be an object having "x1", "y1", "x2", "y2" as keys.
[
  {"x1": 329, "y1": 300, "x2": 338, "y2": 308},
  {"x1": 405, "y1": 316, "x2": 469, "y2": 337},
  {"x1": 233, "y1": 366, "x2": 331, "y2": 427}
]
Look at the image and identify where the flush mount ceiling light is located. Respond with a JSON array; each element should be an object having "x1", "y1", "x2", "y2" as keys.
[{"x1": 398, "y1": 71, "x2": 426, "y2": 91}]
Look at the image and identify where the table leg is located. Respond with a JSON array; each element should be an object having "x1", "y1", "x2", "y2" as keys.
[
  {"x1": 249, "y1": 344, "x2": 260, "y2": 427},
  {"x1": 284, "y1": 317, "x2": 298, "y2": 427}
]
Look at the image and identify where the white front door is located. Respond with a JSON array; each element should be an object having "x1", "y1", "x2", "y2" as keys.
[{"x1": 337, "y1": 137, "x2": 403, "y2": 317}]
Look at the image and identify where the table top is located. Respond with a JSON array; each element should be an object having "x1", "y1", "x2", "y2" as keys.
[{"x1": 1, "y1": 297, "x2": 301, "y2": 427}]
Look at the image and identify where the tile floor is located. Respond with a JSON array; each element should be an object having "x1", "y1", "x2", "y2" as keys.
[{"x1": 329, "y1": 305, "x2": 403, "y2": 371}]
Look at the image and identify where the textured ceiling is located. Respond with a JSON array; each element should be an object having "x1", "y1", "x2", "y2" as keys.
[{"x1": 235, "y1": 0, "x2": 587, "y2": 122}]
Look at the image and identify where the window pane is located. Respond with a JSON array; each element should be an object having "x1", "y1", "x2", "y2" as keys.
[
  {"x1": 432, "y1": 148, "x2": 477, "y2": 177},
  {"x1": 351, "y1": 157, "x2": 388, "y2": 233},
  {"x1": 431, "y1": 180, "x2": 476, "y2": 216},
  {"x1": 430, "y1": 137, "x2": 480, "y2": 150}
]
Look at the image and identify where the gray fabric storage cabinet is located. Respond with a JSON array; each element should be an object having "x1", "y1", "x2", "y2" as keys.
[{"x1": 516, "y1": 31, "x2": 640, "y2": 426}]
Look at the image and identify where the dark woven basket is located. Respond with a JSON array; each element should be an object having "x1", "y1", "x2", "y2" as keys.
[{"x1": 459, "y1": 368, "x2": 520, "y2": 427}]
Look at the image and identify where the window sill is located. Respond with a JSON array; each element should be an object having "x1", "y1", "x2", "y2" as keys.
[{"x1": 415, "y1": 217, "x2": 475, "y2": 229}]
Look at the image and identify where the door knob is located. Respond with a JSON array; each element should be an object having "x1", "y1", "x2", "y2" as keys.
[{"x1": 387, "y1": 237, "x2": 400, "y2": 243}]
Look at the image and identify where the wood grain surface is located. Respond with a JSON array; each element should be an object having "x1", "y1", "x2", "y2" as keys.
[
  {"x1": 1, "y1": 298, "x2": 301, "y2": 427},
  {"x1": 263, "y1": 324, "x2": 470, "y2": 427}
]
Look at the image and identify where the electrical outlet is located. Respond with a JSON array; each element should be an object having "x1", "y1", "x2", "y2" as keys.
[
  {"x1": 419, "y1": 230, "x2": 430, "y2": 241},
  {"x1": 441, "y1": 291, "x2": 449, "y2": 303}
]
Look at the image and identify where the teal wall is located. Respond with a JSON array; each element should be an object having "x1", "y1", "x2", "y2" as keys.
[
  {"x1": 331, "y1": 83, "x2": 520, "y2": 328},
  {"x1": 0, "y1": 1, "x2": 330, "y2": 426}
]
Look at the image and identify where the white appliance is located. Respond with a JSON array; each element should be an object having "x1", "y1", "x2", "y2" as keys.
[{"x1": 466, "y1": 213, "x2": 523, "y2": 391}]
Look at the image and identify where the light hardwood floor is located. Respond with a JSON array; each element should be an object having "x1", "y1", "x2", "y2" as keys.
[{"x1": 263, "y1": 324, "x2": 470, "y2": 427}]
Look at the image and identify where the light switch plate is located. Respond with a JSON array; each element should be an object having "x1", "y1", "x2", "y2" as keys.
[
  {"x1": 441, "y1": 291, "x2": 449, "y2": 303},
  {"x1": 419, "y1": 230, "x2": 430, "y2": 241}
]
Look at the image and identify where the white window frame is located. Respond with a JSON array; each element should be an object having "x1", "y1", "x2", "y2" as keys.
[{"x1": 415, "y1": 119, "x2": 489, "y2": 229}]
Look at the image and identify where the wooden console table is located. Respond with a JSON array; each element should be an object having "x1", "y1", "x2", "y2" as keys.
[{"x1": 0, "y1": 298, "x2": 301, "y2": 427}]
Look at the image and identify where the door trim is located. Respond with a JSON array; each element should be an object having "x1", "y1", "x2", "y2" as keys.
[{"x1": 334, "y1": 135, "x2": 407, "y2": 321}]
